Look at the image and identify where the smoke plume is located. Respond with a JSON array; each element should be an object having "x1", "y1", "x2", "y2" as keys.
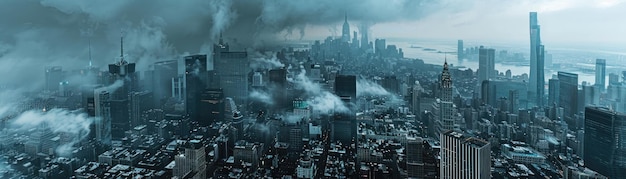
[
  {"x1": 290, "y1": 69, "x2": 349, "y2": 114},
  {"x1": 0, "y1": 0, "x2": 441, "y2": 89},
  {"x1": 10, "y1": 108, "x2": 94, "y2": 156}
]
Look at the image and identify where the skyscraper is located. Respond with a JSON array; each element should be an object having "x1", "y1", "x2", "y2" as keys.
[
  {"x1": 215, "y1": 52, "x2": 248, "y2": 109},
  {"x1": 342, "y1": 13, "x2": 350, "y2": 43},
  {"x1": 435, "y1": 60, "x2": 458, "y2": 136},
  {"x1": 184, "y1": 54, "x2": 208, "y2": 125},
  {"x1": 548, "y1": 77, "x2": 560, "y2": 107},
  {"x1": 595, "y1": 59, "x2": 606, "y2": 90},
  {"x1": 478, "y1": 47, "x2": 495, "y2": 84},
  {"x1": 440, "y1": 131, "x2": 491, "y2": 179},
  {"x1": 529, "y1": 12, "x2": 545, "y2": 107},
  {"x1": 584, "y1": 107, "x2": 626, "y2": 178},
  {"x1": 457, "y1": 40, "x2": 464, "y2": 61},
  {"x1": 332, "y1": 75, "x2": 357, "y2": 145},
  {"x1": 558, "y1": 72, "x2": 579, "y2": 126},
  {"x1": 361, "y1": 24, "x2": 369, "y2": 51},
  {"x1": 94, "y1": 89, "x2": 111, "y2": 146},
  {"x1": 44, "y1": 66, "x2": 64, "y2": 92}
]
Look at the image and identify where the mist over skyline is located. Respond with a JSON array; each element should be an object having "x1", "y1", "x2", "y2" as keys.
[{"x1": 1, "y1": 0, "x2": 625, "y2": 89}]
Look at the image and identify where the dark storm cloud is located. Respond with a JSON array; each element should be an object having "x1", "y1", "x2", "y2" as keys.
[{"x1": 0, "y1": 0, "x2": 439, "y2": 89}]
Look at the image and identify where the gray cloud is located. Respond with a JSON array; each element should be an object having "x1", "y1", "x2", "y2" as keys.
[{"x1": 0, "y1": 0, "x2": 441, "y2": 89}]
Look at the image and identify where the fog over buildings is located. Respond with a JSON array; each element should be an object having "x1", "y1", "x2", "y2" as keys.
[{"x1": 0, "y1": 0, "x2": 625, "y2": 178}]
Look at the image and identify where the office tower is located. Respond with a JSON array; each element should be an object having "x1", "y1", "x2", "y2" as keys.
[
  {"x1": 214, "y1": 52, "x2": 249, "y2": 110},
  {"x1": 184, "y1": 55, "x2": 208, "y2": 125},
  {"x1": 107, "y1": 36, "x2": 137, "y2": 100},
  {"x1": 548, "y1": 77, "x2": 560, "y2": 106},
  {"x1": 382, "y1": 76, "x2": 399, "y2": 94},
  {"x1": 558, "y1": 72, "x2": 579, "y2": 126},
  {"x1": 198, "y1": 88, "x2": 224, "y2": 125},
  {"x1": 361, "y1": 24, "x2": 369, "y2": 50},
  {"x1": 608, "y1": 73, "x2": 620, "y2": 86},
  {"x1": 411, "y1": 83, "x2": 422, "y2": 115},
  {"x1": 352, "y1": 31, "x2": 359, "y2": 48},
  {"x1": 332, "y1": 75, "x2": 357, "y2": 145},
  {"x1": 269, "y1": 68, "x2": 287, "y2": 87},
  {"x1": 595, "y1": 59, "x2": 606, "y2": 90},
  {"x1": 374, "y1": 39, "x2": 386, "y2": 55},
  {"x1": 582, "y1": 84, "x2": 600, "y2": 107},
  {"x1": 509, "y1": 90, "x2": 519, "y2": 114},
  {"x1": 440, "y1": 131, "x2": 491, "y2": 179},
  {"x1": 152, "y1": 60, "x2": 178, "y2": 105},
  {"x1": 129, "y1": 91, "x2": 152, "y2": 127},
  {"x1": 94, "y1": 89, "x2": 111, "y2": 146},
  {"x1": 109, "y1": 99, "x2": 130, "y2": 139},
  {"x1": 457, "y1": 40, "x2": 464, "y2": 61},
  {"x1": 529, "y1": 12, "x2": 545, "y2": 107},
  {"x1": 406, "y1": 137, "x2": 425, "y2": 178},
  {"x1": 584, "y1": 107, "x2": 626, "y2": 178},
  {"x1": 173, "y1": 140, "x2": 207, "y2": 179},
  {"x1": 342, "y1": 13, "x2": 350, "y2": 43},
  {"x1": 478, "y1": 47, "x2": 495, "y2": 84},
  {"x1": 481, "y1": 80, "x2": 528, "y2": 109},
  {"x1": 45, "y1": 66, "x2": 64, "y2": 92},
  {"x1": 279, "y1": 122, "x2": 304, "y2": 152},
  {"x1": 252, "y1": 72, "x2": 263, "y2": 87},
  {"x1": 435, "y1": 60, "x2": 459, "y2": 137}
]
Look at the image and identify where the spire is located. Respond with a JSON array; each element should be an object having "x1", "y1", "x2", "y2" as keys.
[
  {"x1": 120, "y1": 31, "x2": 124, "y2": 62},
  {"x1": 344, "y1": 12, "x2": 348, "y2": 23},
  {"x1": 219, "y1": 32, "x2": 224, "y2": 45},
  {"x1": 88, "y1": 37, "x2": 92, "y2": 67}
]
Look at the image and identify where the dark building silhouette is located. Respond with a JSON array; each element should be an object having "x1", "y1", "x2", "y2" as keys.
[
  {"x1": 269, "y1": 68, "x2": 287, "y2": 87},
  {"x1": 184, "y1": 54, "x2": 208, "y2": 125},
  {"x1": 332, "y1": 75, "x2": 357, "y2": 145},
  {"x1": 558, "y1": 71, "x2": 579, "y2": 127},
  {"x1": 382, "y1": 76, "x2": 399, "y2": 94},
  {"x1": 584, "y1": 107, "x2": 626, "y2": 178},
  {"x1": 152, "y1": 60, "x2": 178, "y2": 106},
  {"x1": 109, "y1": 99, "x2": 130, "y2": 139},
  {"x1": 198, "y1": 88, "x2": 225, "y2": 125}
]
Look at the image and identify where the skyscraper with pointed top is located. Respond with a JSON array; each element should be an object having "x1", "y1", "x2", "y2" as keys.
[
  {"x1": 529, "y1": 12, "x2": 545, "y2": 107},
  {"x1": 434, "y1": 59, "x2": 458, "y2": 137},
  {"x1": 342, "y1": 12, "x2": 350, "y2": 43}
]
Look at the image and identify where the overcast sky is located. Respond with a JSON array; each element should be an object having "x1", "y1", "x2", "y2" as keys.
[
  {"x1": 305, "y1": 0, "x2": 626, "y2": 50},
  {"x1": 0, "y1": 0, "x2": 625, "y2": 88}
]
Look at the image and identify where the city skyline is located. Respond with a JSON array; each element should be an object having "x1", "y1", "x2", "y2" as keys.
[{"x1": 0, "y1": 1, "x2": 626, "y2": 178}]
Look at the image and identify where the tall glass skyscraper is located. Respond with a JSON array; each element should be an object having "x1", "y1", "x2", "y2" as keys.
[
  {"x1": 584, "y1": 107, "x2": 626, "y2": 178},
  {"x1": 595, "y1": 59, "x2": 606, "y2": 90},
  {"x1": 529, "y1": 12, "x2": 545, "y2": 107},
  {"x1": 440, "y1": 130, "x2": 491, "y2": 179}
]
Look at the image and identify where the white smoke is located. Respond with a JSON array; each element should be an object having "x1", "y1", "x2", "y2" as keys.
[
  {"x1": 290, "y1": 69, "x2": 349, "y2": 114},
  {"x1": 357, "y1": 78, "x2": 405, "y2": 105},
  {"x1": 249, "y1": 90, "x2": 274, "y2": 106},
  {"x1": 249, "y1": 51, "x2": 285, "y2": 70},
  {"x1": 357, "y1": 78, "x2": 390, "y2": 97},
  {"x1": 11, "y1": 108, "x2": 93, "y2": 156}
]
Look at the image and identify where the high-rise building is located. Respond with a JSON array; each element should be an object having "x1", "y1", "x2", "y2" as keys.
[
  {"x1": 94, "y1": 89, "x2": 111, "y2": 146},
  {"x1": 548, "y1": 77, "x2": 560, "y2": 107},
  {"x1": 332, "y1": 75, "x2": 357, "y2": 145},
  {"x1": 437, "y1": 60, "x2": 457, "y2": 136},
  {"x1": 478, "y1": 47, "x2": 495, "y2": 84},
  {"x1": 529, "y1": 12, "x2": 546, "y2": 107},
  {"x1": 45, "y1": 66, "x2": 64, "y2": 92},
  {"x1": 198, "y1": 88, "x2": 224, "y2": 125},
  {"x1": 595, "y1": 59, "x2": 606, "y2": 90},
  {"x1": 457, "y1": 40, "x2": 464, "y2": 61},
  {"x1": 440, "y1": 130, "x2": 491, "y2": 179},
  {"x1": 107, "y1": 36, "x2": 137, "y2": 100},
  {"x1": 406, "y1": 137, "x2": 425, "y2": 178},
  {"x1": 342, "y1": 13, "x2": 350, "y2": 43},
  {"x1": 584, "y1": 107, "x2": 626, "y2": 178},
  {"x1": 173, "y1": 140, "x2": 207, "y2": 179},
  {"x1": 558, "y1": 72, "x2": 579, "y2": 123},
  {"x1": 374, "y1": 39, "x2": 386, "y2": 56},
  {"x1": 152, "y1": 60, "x2": 178, "y2": 105},
  {"x1": 129, "y1": 91, "x2": 152, "y2": 128},
  {"x1": 269, "y1": 68, "x2": 287, "y2": 87},
  {"x1": 214, "y1": 52, "x2": 249, "y2": 111},
  {"x1": 109, "y1": 99, "x2": 130, "y2": 139},
  {"x1": 184, "y1": 55, "x2": 208, "y2": 124},
  {"x1": 360, "y1": 24, "x2": 369, "y2": 51}
]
